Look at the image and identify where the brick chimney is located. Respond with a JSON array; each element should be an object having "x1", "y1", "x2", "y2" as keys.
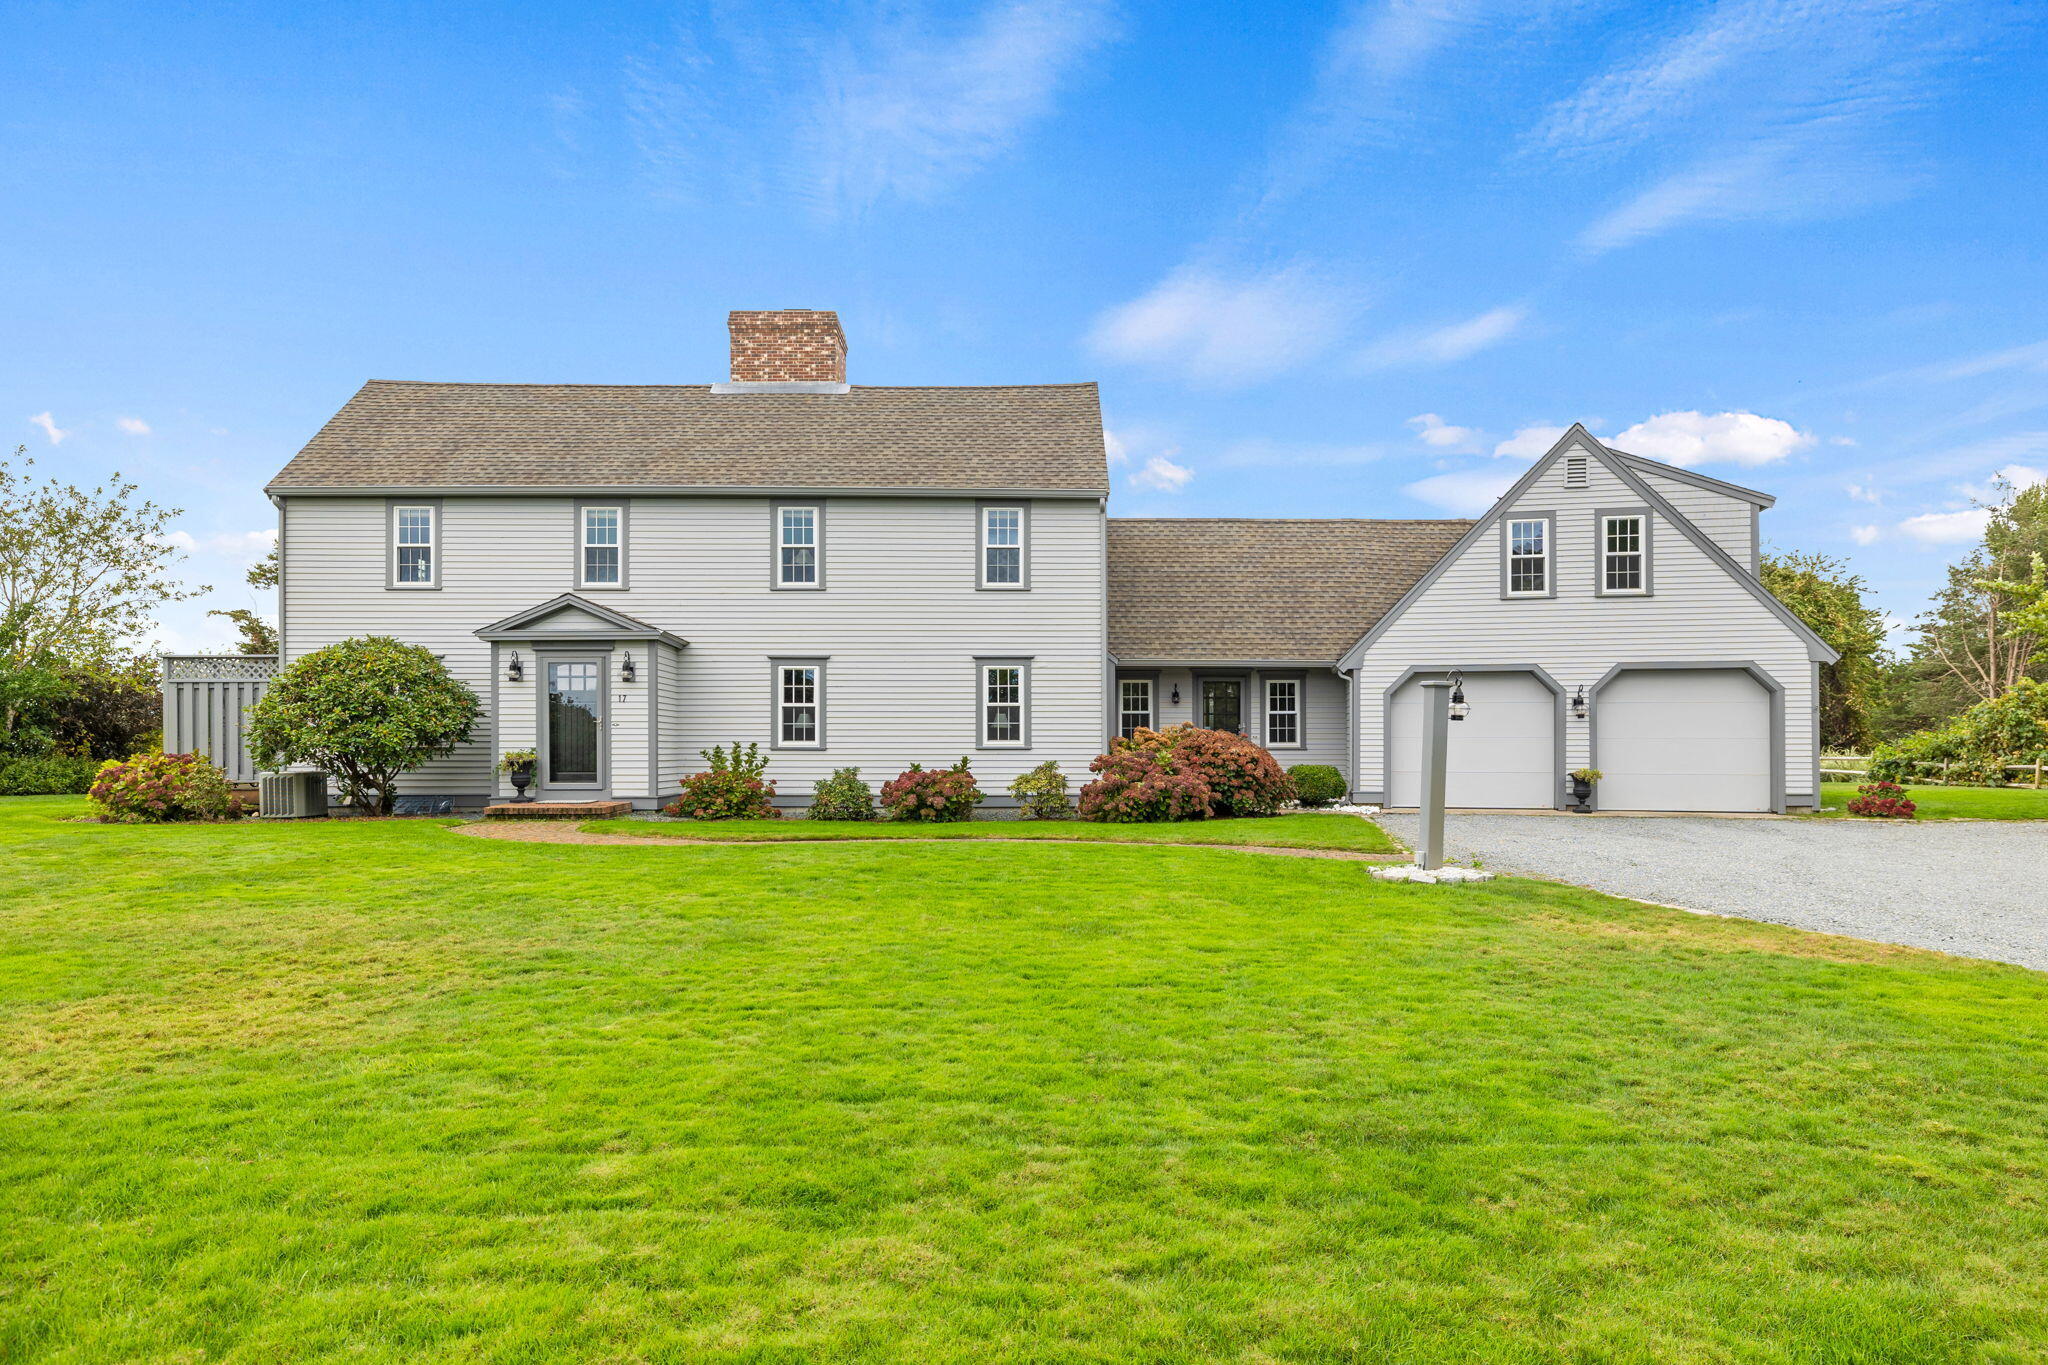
[{"x1": 728, "y1": 309, "x2": 847, "y2": 383}]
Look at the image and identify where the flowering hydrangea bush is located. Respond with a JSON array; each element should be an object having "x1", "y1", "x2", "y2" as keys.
[
  {"x1": 1108, "y1": 724, "x2": 1293, "y2": 817},
  {"x1": 1846, "y1": 780, "x2": 1917, "y2": 819},
  {"x1": 88, "y1": 751, "x2": 232, "y2": 823},
  {"x1": 665, "y1": 742, "x2": 781, "y2": 820},
  {"x1": 879, "y1": 758, "x2": 983, "y2": 822},
  {"x1": 1077, "y1": 749, "x2": 1212, "y2": 823}
]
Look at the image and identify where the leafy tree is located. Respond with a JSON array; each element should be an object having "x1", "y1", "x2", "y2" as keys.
[
  {"x1": 246, "y1": 636, "x2": 481, "y2": 814},
  {"x1": 1906, "y1": 480, "x2": 2048, "y2": 709},
  {"x1": 1760, "y1": 551, "x2": 1887, "y2": 751},
  {"x1": 207, "y1": 607, "x2": 279, "y2": 655},
  {"x1": 246, "y1": 545, "x2": 279, "y2": 590}
]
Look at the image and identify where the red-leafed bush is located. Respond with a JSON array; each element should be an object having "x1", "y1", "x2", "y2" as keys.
[
  {"x1": 664, "y1": 741, "x2": 781, "y2": 820},
  {"x1": 880, "y1": 757, "x2": 983, "y2": 822},
  {"x1": 1114, "y1": 724, "x2": 1293, "y2": 817},
  {"x1": 1077, "y1": 748, "x2": 1213, "y2": 823},
  {"x1": 1846, "y1": 780, "x2": 1917, "y2": 819},
  {"x1": 88, "y1": 751, "x2": 232, "y2": 823}
]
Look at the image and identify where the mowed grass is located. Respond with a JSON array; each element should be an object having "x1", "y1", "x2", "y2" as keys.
[
  {"x1": 1818, "y1": 781, "x2": 2048, "y2": 820},
  {"x1": 580, "y1": 811, "x2": 1402, "y2": 854},
  {"x1": 4, "y1": 796, "x2": 2048, "y2": 1363}
]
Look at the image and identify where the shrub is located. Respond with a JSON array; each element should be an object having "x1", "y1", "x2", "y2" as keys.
[
  {"x1": 1117, "y1": 724, "x2": 1292, "y2": 817},
  {"x1": 808, "y1": 766, "x2": 876, "y2": 821},
  {"x1": 1868, "y1": 679, "x2": 2048, "y2": 786},
  {"x1": 1846, "y1": 780, "x2": 1917, "y2": 818},
  {"x1": 880, "y1": 757, "x2": 983, "y2": 822},
  {"x1": 87, "y1": 751, "x2": 232, "y2": 823},
  {"x1": 0, "y1": 752, "x2": 102, "y2": 795},
  {"x1": 1078, "y1": 748, "x2": 1213, "y2": 823},
  {"x1": 1287, "y1": 763, "x2": 1346, "y2": 808},
  {"x1": 1008, "y1": 760, "x2": 1073, "y2": 819},
  {"x1": 246, "y1": 636, "x2": 482, "y2": 815},
  {"x1": 666, "y1": 742, "x2": 780, "y2": 820}
]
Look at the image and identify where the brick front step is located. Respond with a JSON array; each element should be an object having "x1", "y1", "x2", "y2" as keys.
[{"x1": 483, "y1": 800, "x2": 633, "y2": 820}]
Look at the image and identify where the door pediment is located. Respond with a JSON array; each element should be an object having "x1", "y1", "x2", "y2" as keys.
[{"x1": 474, "y1": 593, "x2": 688, "y2": 648}]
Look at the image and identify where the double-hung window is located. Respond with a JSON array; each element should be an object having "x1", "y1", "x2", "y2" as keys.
[
  {"x1": 979, "y1": 660, "x2": 1028, "y2": 748},
  {"x1": 1264, "y1": 677, "x2": 1301, "y2": 747},
  {"x1": 1504, "y1": 516, "x2": 1550, "y2": 596},
  {"x1": 774, "y1": 661, "x2": 823, "y2": 747},
  {"x1": 978, "y1": 504, "x2": 1026, "y2": 588},
  {"x1": 579, "y1": 505, "x2": 623, "y2": 587},
  {"x1": 1600, "y1": 512, "x2": 1650, "y2": 594},
  {"x1": 1117, "y1": 677, "x2": 1153, "y2": 739},
  {"x1": 392, "y1": 503, "x2": 437, "y2": 587},
  {"x1": 775, "y1": 504, "x2": 821, "y2": 588}
]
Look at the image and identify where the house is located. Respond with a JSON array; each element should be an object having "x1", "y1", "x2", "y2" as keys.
[{"x1": 263, "y1": 309, "x2": 1835, "y2": 814}]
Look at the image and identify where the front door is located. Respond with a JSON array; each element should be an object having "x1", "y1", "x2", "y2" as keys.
[
  {"x1": 542, "y1": 658, "x2": 605, "y2": 794},
  {"x1": 1200, "y1": 678, "x2": 1243, "y2": 733}
]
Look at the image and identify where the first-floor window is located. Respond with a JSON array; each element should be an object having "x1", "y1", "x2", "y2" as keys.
[
  {"x1": 777, "y1": 663, "x2": 820, "y2": 745},
  {"x1": 581, "y1": 505, "x2": 621, "y2": 585},
  {"x1": 982, "y1": 663, "x2": 1025, "y2": 746},
  {"x1": 393, "y1": 504, "x2": 436, "y2": 585},
  {"x1": 1603, "y1": 513, "x2": 1647, "y2": 593},
  {"x1": 1117, "y1": 677, "x2": 1153, "y2": 739},
  {"x1": 1264, "y1": 678, "x2": 1300, "y2": 747}
]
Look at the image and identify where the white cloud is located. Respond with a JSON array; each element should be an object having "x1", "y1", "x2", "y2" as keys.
[
  {"x1": 1959, "y1": 464, "x2": 2048, "y2": 503},
  {"x1": 1493, "y1": 424, "x2": 1568, "y2": 460},
  {"x1": 116, "y1": 416, "x2": 152, "y2": 436},
  {"x1": 1087, "y1": 264, "x2": 1355, "y2": 385},
  {"x1": 1846, "y1": 483, "x2": 1882, "y2": 503},
  {"x1": 1897, "y1": 508, "x2": 1990, "y2": 545},
  {"x1": 1830, "y1": 435, "x2": 1858, "y2": 447},
  {"x1": 28, "y1": 412, "x2": 67, "y2": 445},
  {"x1": 1103, "y1": 428, "x2": 1129, "y2": 465},
  {"x1": 1850, "y1": 524, "x2": 1881, "y2": 545},
  {"x1": 1609, "y1": 410, "x2": 1813, "y2": 468},
  {"x1": 1129, "y1": 453, "x2": 1193, "y2": 493},
  {"x1": 1359, "y1": 305, "x2": 1527, "y2": 370},
  {"x1": 1403, "y1": 466, "x2": 1516, "y2": 515},
  {"x1": 1407, "y1": 413, "x2": 1480, "y2": 449},
  {"x1": 158, "y1": 528, "x2": 278, "y2": 562}
]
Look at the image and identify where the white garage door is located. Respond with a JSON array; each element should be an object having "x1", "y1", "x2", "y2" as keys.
[
  {"x1": 1389, "y1": 671, "x2": 1557, "y2": 809},
  {"x1": 1597, "y1": 669, "x2": 1773, "y2": 813}
]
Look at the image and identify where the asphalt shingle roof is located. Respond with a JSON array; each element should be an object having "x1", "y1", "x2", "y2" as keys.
[
  {"x1": 268, "y1": 381, "x2": 1110, "y2": 493},
  {"x1": 1107, "y1": 518, "x2": 1473, "y2": 662}
]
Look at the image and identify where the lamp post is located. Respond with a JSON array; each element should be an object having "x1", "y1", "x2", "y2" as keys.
[{"x1": 1416, "y1": 679, "x2": 1454, "y2": 870}]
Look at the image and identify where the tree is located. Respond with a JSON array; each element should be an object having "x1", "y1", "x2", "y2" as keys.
[
  {"x1": 246, "y1": 636, "x2": 481, "y2": 814},
  {"x1": 207, "y1": 607, "x2": 279, "y2": 655},
  {"x1": 1760, "y1": 551, "x2": 1887, "y2": 751},
  {"x1": 1908, "y1": 480, "x2": 2048, "y2": 708},
  {"x1": 0, "y1": 446, "x2": 203, "y2": 741}
]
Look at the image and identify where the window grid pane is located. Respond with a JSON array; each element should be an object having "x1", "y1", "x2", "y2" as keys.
[
  {"x1": 779, "y1": 508, "x2": 818, "y2": 585},
  {"x1": 1118, "y1": 679, "x2": 1152, "y2": 739},
  {"x1": 984, "y1": 666, "x2": 1023, "y2": 743},
  {"x1": 983, "y1": 508, "x2": 1022, "y2": 585},
  {"x1": 395, "y1": 507, "x2": 433, "y2": 583},
  {"x1": 1507, "y1": 519, "x2": 1547, "y2": 594},
  {"x1": 779, "y1": 666, "x2": 818, "y2": 743},
  {"x1": 1266, "y1": 680, "x2": 1299, "y2": 746},
  {"x1": 1604, "y1": 516, "x2": 1645, "y2": 592}
]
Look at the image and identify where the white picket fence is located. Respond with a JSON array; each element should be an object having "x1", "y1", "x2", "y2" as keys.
[{"x1": 1822, "y1": 754, "x2": 2047, "y2": 788}]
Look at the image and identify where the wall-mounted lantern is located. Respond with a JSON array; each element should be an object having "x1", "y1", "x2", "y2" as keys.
[
  {"x1": 1447, "y1": 669, "x2": 1470, "y2": 722},
  {"x1": 1169, "y1": 682, "x2": 1181, "y2": 706},
  {"x1": 506, "y1": 650, "x2": 524, "y2": 682},
  {"x1": 1570, "y1": 685, "x2": 1588, "y2": 720},
  {"x1": 620, "y1": 650, "x2": 637, "y2": 683}
]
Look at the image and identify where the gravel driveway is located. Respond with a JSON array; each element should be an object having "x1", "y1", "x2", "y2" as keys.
[{"x1": 1378, "y1": 812, "x2": 2048, "y2": 971}]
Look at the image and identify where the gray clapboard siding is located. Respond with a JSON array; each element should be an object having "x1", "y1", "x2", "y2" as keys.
[
  {"x1": 1634, "y1": 469, "x2": 1756, "y2": 571},
  {"x1": 1351, "y1": 438, "x2": 1816, "y2": 803}
]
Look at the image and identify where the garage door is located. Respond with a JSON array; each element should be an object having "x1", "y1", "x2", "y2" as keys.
[
  {"x1": 1388, "y1": 671, "x2": 1557, "y2": 809},
  {"x1": 1596, "y1": 669, "x2": 1773, "y2": 812}
]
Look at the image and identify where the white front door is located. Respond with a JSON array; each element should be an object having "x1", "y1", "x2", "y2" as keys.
[
  {"x1": 1388, "y1": 671, "x2": 1557, "y2": 809},
  {"x1": 1596, "y1": 668, "x2": 1773, "y2": 812}
]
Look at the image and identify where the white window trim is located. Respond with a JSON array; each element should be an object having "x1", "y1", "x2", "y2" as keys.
[
  {"x1": 975, "y1": 657, "x2": 1032, "y2": 750},
  {"x1": 576, "y1": 502, "x2": 627, "y2": 590},
  {"x1": 1502, "y1": 513, "x2": 1554, "y2": 599},
  {"x1": 1596, "y1": 508, "x2": 1653, "y2": 597},
  {"x1": 1262, "y1": 675, "x2": 1304, "y2": 749},
  {"x1": 388, "y1": 500, "x2": 440, "y2": 590},
  {"x1": 770, "y1": 658, "x2": 826, "y2": 749},
  {"x1": 772, "y1": 501, "x2": 825, "y2": 590},
  {"x1": 975, "y1": 501, "x2": 1030, "y2": 590}
]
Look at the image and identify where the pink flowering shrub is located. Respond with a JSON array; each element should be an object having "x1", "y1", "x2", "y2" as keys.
[
  {"x1": 1077, "y1": 748, "x2": 1212, "y2": 823},
  {"x1": 88, "y1": 752, "x2": 232, "y2": 823},
  {"x1": 879, "y1": 758, "x2": 984, "y2": 822},
  {"x1": 1846, "y1": 780, "x2": 1917, "y2": 819},
  {"x1": 665, "y1": 742, "x2": 781, "y2": 820}
]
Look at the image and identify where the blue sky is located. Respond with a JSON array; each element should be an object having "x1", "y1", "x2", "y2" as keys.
[{"x1": 6, "y1": 0, "x2": 2045, "y2": 651}]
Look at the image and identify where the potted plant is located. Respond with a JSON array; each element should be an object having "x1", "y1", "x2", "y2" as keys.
[
  {"x1": 498, "y1": 749, "x2": 539, "y2": 803},
  {"x1": 1568, "y1": 767, "x2": 1601, "y2": 814}
]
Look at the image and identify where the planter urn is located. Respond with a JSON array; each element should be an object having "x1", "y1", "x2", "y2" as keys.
[
  {"x1": 508, "y1": 763, "x2": 536, "y2": 803},
  {"x1": 1569, "y1": 777, "x2": 1593, "y2": 814}
]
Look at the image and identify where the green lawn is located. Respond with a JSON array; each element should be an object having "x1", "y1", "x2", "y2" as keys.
[
  {"x1": 1818, "y1": 780, "x2": 2048, "y2": 820},
  {"x1": 5, "y1": 794, "x2": 2048, "y2": 1363},
  {"x1": 579, "y1": 811, "x2": 1402, "y2": 854}
]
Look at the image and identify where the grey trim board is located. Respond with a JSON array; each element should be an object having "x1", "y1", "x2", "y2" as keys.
[
  {"x1": 974, "y1": 656, "x2": 1034, "y2": 751},
  {"x1": 1751, "y1": 505, "x2": 1762, "y2": 577},
  {"x1": 768, "y1": 656, "x2": 828, "y2": 751},
  {"x1": 1593, "y1": 505, "x2": 1654, "y2": 597},
  {"x1": 534, "y1": 645, "x2": 612, "y2": 798},
  {"x1": 974, "y1": 500, "x2": 1032, "y2": 590},
  {"x1": 1380, "y1": 664, "x2": 1569, "y2": 811},
  {"x1": 1585, "y1": 661, "x2": 1786, "y2": 814},
  {"x1": 770, "y1": 499, "x2": 827, "y2": 591},
  {"x1": 646, "y1": 641, "x2": 661, "y2": 803},
  {"x1": 1613, "y1": 452, "x2": 1776, "y2": 508},
  {"x1": 573, "y1": 499, "x2": 631, "y2": 591},
  {"x1": 474, "y1": 592, "x2": 686, "y2": 648},
  {"x1": 385, "y1": 497, "x2": 443, "y2": 590},
  {"x1": 1499, "y1": 509, "x2": 1557, "y2": 600}
]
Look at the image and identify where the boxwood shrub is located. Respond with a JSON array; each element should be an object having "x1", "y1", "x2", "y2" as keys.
[{"x1": 1287, "y1": 763, "x2": 1346, "y2": 808}]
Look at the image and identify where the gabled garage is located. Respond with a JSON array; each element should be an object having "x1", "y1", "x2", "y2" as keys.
[
  {"x1": 1591, "y1": 665, "x2": 1780, "y2": 813},
  {"x1": 1386, "y1": 668, "x2": 1562, "y2": 809}
]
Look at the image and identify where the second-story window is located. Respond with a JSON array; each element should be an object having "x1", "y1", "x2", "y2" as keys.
[
  {"x1": 392, "y1": 504, "x2": 436, "y2": 587},
  {"x1": 1601, "y1": 513, "x2": 1649, "y2": 594},
  {"x1": 980, "y1": 504, "x2": 1025, "y2": 588},
  {"x1": 580, "y1": 505, "x2": 622, "y2": 587},
  {"x1": 776, "y1": 504, "x2": 821, "y2": 588},
  {"x1": 1505, "y1": 517, "x2": 1550, "y2": 596}
]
